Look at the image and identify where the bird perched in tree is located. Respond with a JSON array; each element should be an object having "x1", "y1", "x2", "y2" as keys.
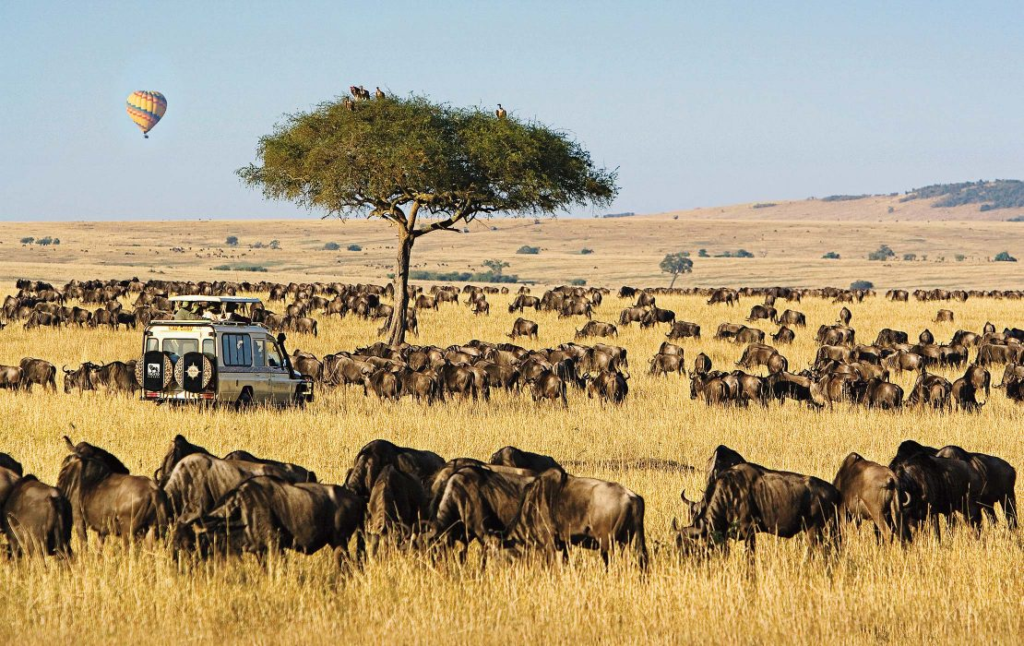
[
  {"x1": 359, "y1": 86, "x2": 370, "y2": 100},
  {"x1": 496, "y1": 104, "x2": 507, "y2": 119},
  {"x1": 349, "y1": 85, "x2": 360, "y2": 99},
  {"x1": 375, "y1": 86, "x2": 386, "y2": 100},
  {"x1": 343, "y1": 97, "x2": 355, "y2": 111}
]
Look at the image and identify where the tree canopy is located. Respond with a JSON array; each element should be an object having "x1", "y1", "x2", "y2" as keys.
[
  {"x1": 659, "y1": 252, "x2": 693, "y2": 288},
  {"x1": 238, "y1": 93, "x2": 618, "y2": 344}
]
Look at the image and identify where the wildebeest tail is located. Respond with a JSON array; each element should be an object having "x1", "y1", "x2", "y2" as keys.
[
  {"x1": 630, "y1": 496, "x2": 648, "y2": 571},
  {"x1": 50, "y1": 492, "x2": 73, "y2": 559}
]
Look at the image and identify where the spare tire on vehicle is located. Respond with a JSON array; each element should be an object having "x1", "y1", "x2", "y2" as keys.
[
  {"x1": 176, "y1": 352, "x2": 216, "y2": 393},
  {"x1": 142, "y1": 350, "x2": 175, "y2": 391}
]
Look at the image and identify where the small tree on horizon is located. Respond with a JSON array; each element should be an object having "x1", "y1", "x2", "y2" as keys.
[
  {"x1": 482, "y1": 259, "x2": 510, "y2": 276},
  {"x1": 659, "y1": 252, "x2": 693, "y2": 288},
  {"x1": 239, "y1": 94, "x2": 617, "y2": 345}
]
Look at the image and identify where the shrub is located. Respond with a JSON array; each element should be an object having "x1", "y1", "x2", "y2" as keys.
[
  {"x1": 36, "y1": 237, "x2": 53, "y2": 246},
  {"x1": 226, "y1": 236, "x2": 239, "y2": 247},
  {"x1": 735, "y1": 249, "x2": 754, "y2": 258},
  {"x1": 347, "y1": 244, "x2": 362, "y2": 252},
  {"x1": 994, "y1": 251, "x2": 1017, "y2": 262},
  {"x1": 516, "y1": 245, "x2": 540, "y2": 255},
  {"x1": 53, "y1": 238, "x2": 60, "y2": 245},
  {"x1": 697, "y1": 249, "x2": 709, "y2": 258},
  {"x1": 752, "y1": 203, "x2": 776, "y2": 209},
  {"x1": 850, "y1": 280, "x2": 874, "y2": 290},
  {"x1": 323, "y1": 242, "x2": 341, "y2": 251},
  {"x1": 868, "y1": 244, "x2": 895, "y2": 261},
  {"x1": 20, "y1": 237, "x2": 34, "y2": 244},
  {"x1": 212, "y1": 264, "x2": 268, "y2": 272},
  {"x1": 569, "y1": 278, "x2": 587, "y2": 286},
  {"x1": 903, "y1": 253, "x2": 917, "y2": 261},
  {"x1": 408, "y1": 270, "x2": 518, "y2": 283},
  {"x1": 955, "y1": 254, "x2": 966, "y2": 262},
  {"x1": 580, "y1": 248, "x2": 594, "y2": 255},
  {"x1": 268, "y1": 240, "x2": 281, "y2": 250},
  {"x1": 822, "y1": 251, "x2": 840, "y2": 260}
]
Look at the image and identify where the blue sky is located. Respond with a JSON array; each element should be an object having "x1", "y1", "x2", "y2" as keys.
[{"x1": 2, "y1": 1, "x2": 1023, "y2": 221}]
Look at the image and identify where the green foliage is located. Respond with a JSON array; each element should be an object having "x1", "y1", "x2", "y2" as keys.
[
  {"x1": 580, "y1": 248, "x2": 594, "y2": 255},
  {"x1": 823, "y1": 194, "x2": 871, "y2": 202},
  {"x1": 408, "y1": 270, "x2": 518, "y2": 283},
  {"x1": 226, "y1": 236, "x2": 239, "y2": 247},
  {"x1": 482, "y1": 259, "x2": 510, "y2": 275},
  {"x1": 868, "y1": 244, "x2": 895, "y2": 261},
  {"x1": 850, "y1": 280, "x2": 874, "y2": 290},
  {"x1": 994, "y1": 251, "x2": 1018, "y2": 262},
  {"x1": 715, "y1": 249, "x2": 754, "y2": 258},
  {"x1": 752, "y1": 203, "x2": 776, "y2": 209},
  {"x1": 347, "y1": 244, "x2": 362, "y2": 252},
  {"x1": 659, "y1": 253, "x2": 693, "y2": 275},
  {"x1": 517, "y1": 245, "x2": 540, "y2": 255},
  {"x1": 35, "y1": 236, "x2": 54, "y2": 246},
  {"x1": 903, "y1": 253, "x2": 917, "y2": 261},
  {"x1": 1008, "y1": 215, "x2": 1024, "y2": 222},
  {"x1": 955, "y1": 254, "x2": 967, "y2": 262},
  {"x1": 697, "y1": 249, "x2": 709, "y2": 258},
  {"x1": 569, "y1": 278, "x2": 587, "y2": 286},
  {"x1": 822, "y1": 251, "x2": 840, "y2": 259},
  {"x1": 20, "y1": 237, "x2": 34, "y2": 244},
  {"x1": 212, "y1": 264, "x2": 268, "y2": 272},
  {"x1": 901, "y1": 180, "x2": 1024, "y2": 211},
  {"x1": 323, "y1": 242, "x2": 341, "y2": 251},
  {"x1": 268, "y1": 240, "x2": 281, "y2": 250}
]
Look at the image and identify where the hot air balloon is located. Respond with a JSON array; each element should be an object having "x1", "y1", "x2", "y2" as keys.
[{"x1": 126, "y1": 91, "x2": 167, "y2": 138}]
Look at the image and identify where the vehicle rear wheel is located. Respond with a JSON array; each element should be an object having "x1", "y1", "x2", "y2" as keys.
[
  {"x1": 292, "y1": 388, "x2": 307, "y2": 409},
  {"x1": 235, "y1": 387, "x2": 254, "y2": 411}
]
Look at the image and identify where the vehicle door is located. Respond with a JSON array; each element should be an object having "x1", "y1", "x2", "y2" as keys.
[
  {"x1": 263, "y1": 336, "x2": 291, "y2": 403},
  {"x1": 219, "y1": 332, "x2": 261, "y2": 402}
]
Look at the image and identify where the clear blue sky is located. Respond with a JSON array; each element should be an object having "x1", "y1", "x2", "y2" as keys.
[{"x1": 2, "y1": 1, "x2": 1023, "y2": 221}]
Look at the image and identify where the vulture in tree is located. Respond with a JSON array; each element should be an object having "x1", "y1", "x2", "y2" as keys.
[
  {"x1": 375, "y1": 86, "x2": 386, "y2": 99},
  {"x1": 496, "y1": 104, "x2": 507, "y2": 119}
]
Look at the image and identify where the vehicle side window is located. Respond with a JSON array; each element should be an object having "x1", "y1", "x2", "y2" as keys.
[
  {"x1": 146, "y1": 338, "x2": 158, "y2": 352},
  {"x1": 202, "y1": 338, "x2": 215, "y2": 356},
  {"x1": 253, "y1": 339, "x2": 266, "y2": 367},
  {"x1": 266, "y1": 339, "x2": 283, "y2": 368},
  {"x1": 221, "y1": 334, "x2": 252, "y2": 367}
]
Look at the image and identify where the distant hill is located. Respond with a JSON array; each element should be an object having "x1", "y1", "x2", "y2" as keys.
[{"x1": 900, "y1": 180, "x2": 1024, "y2": 211}]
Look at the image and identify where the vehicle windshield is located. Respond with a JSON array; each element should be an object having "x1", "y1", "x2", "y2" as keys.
[{"x1": 163, "y1": 338, "x2": 199, "y2": 361}]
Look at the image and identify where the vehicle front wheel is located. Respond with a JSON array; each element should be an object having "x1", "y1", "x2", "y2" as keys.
[{"x1": 235, "y1": 387, "x2": 254, "y2": 411}]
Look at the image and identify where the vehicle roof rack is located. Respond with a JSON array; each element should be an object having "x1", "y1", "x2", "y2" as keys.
[{"x1": 169, "y1": 296, "x2": 263, "y2": 304}]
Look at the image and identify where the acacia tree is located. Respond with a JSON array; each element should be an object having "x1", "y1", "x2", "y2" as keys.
[
  {"x1": 238, "y1": 94, "x2": 617, "y2": 345},
  {"x1": 659, "y1": 252, "x2": 693, "y2": 288}
]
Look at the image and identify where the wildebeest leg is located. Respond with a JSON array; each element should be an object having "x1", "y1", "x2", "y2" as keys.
[{"x1": 1004, "y1": 494, "x2": 1019, "y2": 530}]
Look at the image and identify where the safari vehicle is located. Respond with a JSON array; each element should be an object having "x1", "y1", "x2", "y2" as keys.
[{"x1": 138, "y1": 296, "x2": 313, "y2": 407}]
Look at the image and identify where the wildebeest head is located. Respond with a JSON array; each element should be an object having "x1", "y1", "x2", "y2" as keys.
[
  {"x1": 62, "y1": 363, "x2": 95, "y2": 394},
  {"x1": 154, "y1": 434, "x2": 213, "y2": 486}
]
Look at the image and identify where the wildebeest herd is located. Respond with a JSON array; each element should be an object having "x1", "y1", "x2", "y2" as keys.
[
  {"x1": 0, "y1": 435, "x2": 1014, "y2": 567},
  {"x1": 5, "y1": 278, "x2": 1024, "y2": 412}
]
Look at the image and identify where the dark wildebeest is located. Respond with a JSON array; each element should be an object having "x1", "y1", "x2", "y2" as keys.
[
  {"x1": 838, "y1": 306, "x2": 852, "y2": 326},
  {"x1": 508, "y1": 295, "x2": 541, "y2": 313},
  {"x1": 666, "y1": 320, "x2": 701, "y2": 340},
  {"x1": 366, "y1": 464, "x2": 430, "y2": 553},
  {"x1": 0, "y1": 452, "x2": 24, "y2": 476},
  {"x1": 0, "y1": 365, "x2": 24, "y2": 390},
  {"x1": 575, "y1": 321, "x2": 618, "y2": 339},
  {"x1": 345, "y1": 439, "x2": 445, "y2": 500},
  {"x1": 639, "y1": 307, "x2": 676, "y2": 328},
  {"x1": 489, "y1": 446, "x2": 562, "y2": 473},
  {"x1": 735, "y1": 343, "x2": 778, "y2": 370},
  {"x1": 747, "y1": 304, "x2": 777, "y2": 324},
  {"x1": 585, "y1": 369, "x2": 629, "y2": 404},
  {"x1": 951, "y1": 377, "x2": 983, "y2": 411},
  {"x1": 962, "y1": 364, "x2": 991, "y2": 398},
  {"x1": 525, "y1": 368, "x2": 568, "y2": 407},
  {"x1": 833, "y1": 453, "x2": 908, "y2": 542},
  {"x1": 875, "y1": 328, "x2": 909, "y2": 347},
  {"x1": 57, "y1": 437, "x2": 168, "y2": 546},
  {"x1": 171, "y1": 476, "x2": 365, "y2": 566},
  {"x1": 62, "y1": 361, "x2": 138, "y2": 394},
  {"x1": 650, "y1": 352, "x2": 686, "y2": 377},
  {"x1": 0, "y1": 472, "x2": 73, "y2": 558},
  {"x1": 675, "y1": 461, "x2": 840, "y2": 555},
  {"x1": 508, "y1": 318, "x2": 539, "y2": 340},
  {"x1": 888, "y1": 440, "x2": 982, "y2": 539},
  {"x1": 934, "y1": 445, "x2": 1016, "y2": 529},
  {"x1": 509, "y1": 468, "x2": 648, "y2": 569},
  {"x1": 18, "y1": 357, "x2": 57, "y2": 392},
  {"x1": 777, "y1": 309, "x2": 806, "y2": 327},
  {"x1": 860, "y1": 378, "x2": 904, "y2": 410},
  {"x1": 772, "y1": 326, "x2": 795, "y2": 345},
  {"x1": 935, "y1": 309, "x2": 954, "y2": 323},
  {"x1": 692, "y1": 353, "x2": 712, "y2": 376},
  {"x1": 919, "y1": 329, "x2": 934, "y2": 345}
]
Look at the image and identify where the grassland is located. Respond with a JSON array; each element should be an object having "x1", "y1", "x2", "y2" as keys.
[{"x1": 0, "y1": 279, "x2": 1021, "y2": 645}]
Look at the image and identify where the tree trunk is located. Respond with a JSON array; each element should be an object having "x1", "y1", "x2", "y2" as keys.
[
  {"x1": 669, "y1": 273, "x2": 678, "y2": 289},
  {"x1": 387, "y1": 229, "x2": 414, "y2": 346}
]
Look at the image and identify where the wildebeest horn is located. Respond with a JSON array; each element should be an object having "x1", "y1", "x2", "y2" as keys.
[
  {"x1": 901, "y1": 491, "x2": 912, "y2": 507},
  {"x1": 671, "y1": 517, "x2": 680, "y2": 532},
  {"x1": 680, "y1": 489, "x2": 694, "y2": 504},
  {"x1": 62, "y1": 365, "x2": 72, "y2": 374},
  {"x1": 62, "y1": 435, "x2": 75, "y2": 451}
]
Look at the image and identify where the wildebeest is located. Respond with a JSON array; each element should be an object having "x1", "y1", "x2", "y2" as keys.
[
  {"x1": 0, "y1": 471, "x2": 73, "y2": 557},
  {"x1": 172, "y1": 476, "x2": 365, "y2": 565},
  {"x1": 649, "y1": 352, "x2": 686, "y2": 377},
  {"x1": 18, "y1": 357, "x2": 57, "y2": 391},
  {"x1": 508, "y1": 468, "x2": 648, "y2": 569},
  {"x1": 692, "y1": 352, "x2": 712, "y2": 376},
  {"x1": 666, "y1": 320, "x2": 700, "y2": 339},
  {"x1": 575, "y1": 321, "x2": 617, "y2": 339},
  {"x1": 57, "y1": 437, "x2": 168, "y2": 546},
  {"x1": 585, "y1": 369, "x2": 629, "y2": 404},
  {"x1": 934, "y1": 445, "x2": 1017, "y2": 529},
  {"x1": 62, "y1": 361, "x2": 138, "y2": 394},
  {"x1": 777, "y1": 309, "x2": 806, "y2": 327},
  {"x1": 888, "y1": 440, "x2": 982, "y2": 538},
  {"x1": 366, "y1": 464, "x2": 430, "y2": 553},
  {"x1": 508, "y1": 317, "x2": 539, "y2": 340},
  {"x1": 860, "y1": 378, "x2": 904, "y2": 410},
  {"x1": 489, "y1": 446, "x2": 562, "y2": 473},
  {"x1": 345, "y1": 439, "x2": 445, "y2": 499},
  {"x1": 747, "y1": 304, "x2": 777, "y2": 323},
  {"x1": 875, "y1": 328, "x2": 909, "y2": 347},
  {"x1": 833, "y1": 453, "x2": 908, "y2": 542},
  {"x1": 0, "y1": 364, "x2": 24, "y2": 390}
]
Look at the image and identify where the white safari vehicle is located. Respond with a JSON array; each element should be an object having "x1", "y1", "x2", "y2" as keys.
[{"x1": 139, "y1": 296, "x2": 313, "y2": 407}]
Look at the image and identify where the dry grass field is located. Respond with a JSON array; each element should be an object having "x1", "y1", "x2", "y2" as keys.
[{"x1": 0, "y1": 274, "x2": 1021, "y2": 644}]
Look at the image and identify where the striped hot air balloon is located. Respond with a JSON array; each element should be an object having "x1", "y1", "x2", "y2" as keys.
[{"x1": 126, "y1": 91, "x2": 167, "y2": 138}]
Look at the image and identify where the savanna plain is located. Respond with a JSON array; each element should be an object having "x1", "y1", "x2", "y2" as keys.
[{"x1": 0, "y1": 251, "x2": 1022, "y2": 645}]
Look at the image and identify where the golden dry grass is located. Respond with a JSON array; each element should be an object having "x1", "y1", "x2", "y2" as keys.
[{"x1": 0, "y1": 280, "x2": 1022, "y2": 645}]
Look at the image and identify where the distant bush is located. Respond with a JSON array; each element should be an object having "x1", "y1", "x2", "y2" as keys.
[
  {"x1": 516, "y1": 245, "x2": 540, "y2": 255},
  {"x1": 901, "y1": 180, "x2": 1024, "y2": 211},
  {"x1": 323, "y1": 242, "x2": 341, "y2": 251},
  {"x1": 887, "y1": 206, "x2": 895, "y2": 214},
  {"x1": 823, "y1": 194, "x2": 871, "y2": 202},
  {"x1": 822, "y1": 251, "x2": 841, "y2": 260},
  {"x1": 347, "y1": 244, "x2": 362, "y2": 252},
  {"x1": 569, "y1": 278, "x2": 587, "y2": 286},
  {"x1": 955, "y1": 254, "x2": 967, "y2": 262},
  {"x1": 213, "y1": 264, "x2": 268, "y2": 272},
  {"x1": 36, "y1": 236, "x2": 54, "y2": 246},
  {"x1": 1008, "y1": 215, "x2": 1024, "y2": 222},
  {"x1": 903, "y1": 253, "x2": 917, "y2": 261},
  {"x1": 20, "y1": 237, "x2": 34, "y2": 244},
  {"x1": 580, "y1": 248, "x2": 594, "y2": 255},
  {"x1": 226, "y1": 236, "x2": 239, "y2": 247},
  {"x1": 850, "y1": 280, "x2": 874, "y2": 290},
  {"x1": 268, "y1": 240, "x2": 280, "y2": 250},
  {"x1": 408, "y1": 270, "x2": 518, "y2": 283},
  {"x1": 868, "y1": 244, "x2": 895, "y2": 261},
  {"x1": 716, "y1": 249, "x2": 754, "y2": 258},
  {"x1": 698, "y1": 249, "x2": 709, "y2": 258},
  {"x1": 752, "y1": 203, "x2": 776, "y2": 209},
  {"x1": 994, "y1": 251, "x2": 1018, "y2": 262}
]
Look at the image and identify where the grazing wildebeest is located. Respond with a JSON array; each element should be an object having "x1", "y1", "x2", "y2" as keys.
[
  {"x1": 888, "y1": 440, "x2": 982, "y2": 539},
  {"x1": 575, "y1": 321, "x2": 617, "y2": 339},
  {"x1": 172, "y1": 476, "x2": 365, "y2": 566},
  {"x1": 747, "y1": 304, "x2": 777, "y2": 323},
  {"x1": 838, "y1": 306, "x2": 852, "y2": 326},
  {"x1": 0, "y1": 365, "x2": 24, "y2": 390},
  {"x1": 692, "y1": 353, "x2": 712, "y2": 376},
  {"x1": 951, "y1": 377, "x2": 983, "y2": 411},
  {"x1": 366, "y1": 464, "x2": 430, "y2": 553},
  {"x1": 62, "y1": 361, "x2": 138, "y2": 394},
  {"x1": 666, "y1": 320, "x2": 701, "y2": 340},
  {"x1": 57, "y1": 437, "x2": 168, "y2": 546},
  {"x1": 508, "y1": 295, "x2": 541, "y2": 313},
  {"x1": 489, "y1": 446, "x2": 561, "y2": 473},
  {"x1": 777, "y1": 309, "x2": 806, "y2": 327},
  {"x1": 934, "y1": 445, "x2": 1016, "y2": 529},
  {"x1": 935, "y1": 309, "x2": 954, "y2": 323},
  {"x1": 508, "y1": 318, "x2": 539, "y2": 340},
  {"x1": 0, "y1": 472, "x2": 73, "y2": 558},
  {"x1": 649, "y1": 352, "x2": 686, "y2": 377},
  {"x1": 675, "y1": 462, "x2": 840, "y2": 555},
  {"x1": 875, "y1": 328, "x2": 909, "y2": 347},
  {"x1": 860, "y1": 378, "x2": 904, "y2": 410},
  {"x1": 509, "y1": 468, "x2": 648, "y2": 569},
  {"x1": 585, "y1": 369, "x2": 629, "y2": 404},
  {"x1": 962, "y1": 364, "x2": 991, "y2": 398},
  {"x1": 832, "y1": 453, "x2": 908, "y2": 542},
  {"x1": 18, "y1": 357, "x2": 57, "y2": 392},
  {"x1": 525, "y1": 368, "x2": 568, "y2": 407},
  {"x1": 345, "y1": 439, "x2": 445, "y2": 499},
  {"x1": 771, "y1": 326, "x2": 795, "y2": 345},
  {"x1": 735, "y1": 343, "x2": 779, "y2": 370}
]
